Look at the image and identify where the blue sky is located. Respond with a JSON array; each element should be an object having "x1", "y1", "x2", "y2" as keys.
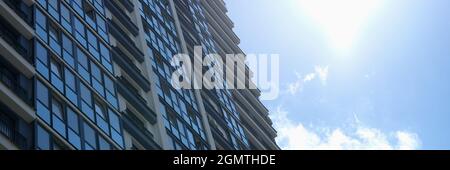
[{"x1": 225, "y1": 0, "x2": 450, "y2": 149}]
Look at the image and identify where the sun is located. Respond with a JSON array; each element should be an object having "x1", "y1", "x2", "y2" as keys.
[{"x1": 296, "y1": 0, "x2": 384, "y2": 53}]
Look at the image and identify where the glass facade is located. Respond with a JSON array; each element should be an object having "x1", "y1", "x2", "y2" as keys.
[
  {"x1": 34, "y1": 0, "x2": 123, "y2": 149},
  {"x1": 0, "y1": 0, "x2": 277, "y2": 150},
  {"x1": 140, "y1": 0, "x2": 209, "y2": 150},
  {"x1": 174, "y1": 0, "x2": 249, "y2": 149}
]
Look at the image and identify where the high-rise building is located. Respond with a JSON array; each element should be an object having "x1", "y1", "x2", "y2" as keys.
[{"x1": 0, "y1": 0, "x2": 278, "y2": 150}]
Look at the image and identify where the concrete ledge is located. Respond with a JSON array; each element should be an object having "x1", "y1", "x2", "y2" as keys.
[
  {"x1": 0, "y1": 38, "x2": 35, "y2": 78},
  {"x1": 0, "y1": 82, "x2": 36, "y2": 123},
  {"x1": 23, "y1": 0, "x2": 35, "y2": 6},
  {"x1": 0, "y1": 132, "x2": 19, "y2": 150},
  {"x1": 0, "y1": 1, "x2": 35, "y2": 40}
]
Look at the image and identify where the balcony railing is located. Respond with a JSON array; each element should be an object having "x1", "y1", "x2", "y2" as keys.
[
  {"x1": 203, "y1": 98, "x2": 228, "y2": 129},
  {"x1": 0, "y1": 57, "x2": 33, "y2": 106},
  {"x1": 104, "y1": 0, "x2": 139, "y2": 36},
  {"x1": 118, "y1": 77, "x2": 146, "y2": 103},
  {"x1": 108, "y1": 20, "x2": 145, "y2": 63},
  {"x1": 116, "y1": 76, "x2": 157, "y2": 124},
  {"x1": 3, "y1": 0, "x2": 33, "y2": 25},
  {"x1": 111, "y1": 47, "x2": 150, "y2": 92},
  {"x1": 117, "y1": 0, "x2": 134, "y2": 12},
  {"x1": 122, "y1": 109, "x2": 161, "y2": 149},
  {"x1": 210, "y1": 124, "x2": 233, "y2": 150},
  {"x1": 0, "y1": 115, "x2": 27, "y2": 149},
  {"x1": 0, "y1": 17, "x2": 32, "y2": 63}
]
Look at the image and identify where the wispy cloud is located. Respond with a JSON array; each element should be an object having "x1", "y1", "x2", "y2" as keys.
[
  {"x1": 270, "y1": 106, "x2": 421, "y2": 150},
  {"x1": 303, "y1": 73, "x2": 316, "y2": 82},
  {"x1": 315, "y1": 65, "x2": 329, "y2": 85},
  {"x1": 396, "y1": 132, "x2": 421, "y2": 150},
  {"x1": 287, "y1": 65, "x2": 329, "y2": 95},
  {"x1": 287, "y1": 72, "x2": 303, "y2": 95}
]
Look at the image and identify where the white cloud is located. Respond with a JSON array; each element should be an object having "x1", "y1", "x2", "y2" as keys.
[
  {"x1": 287, "y1": 72, "x2": 303, "y2": 95},
  {"x1": 270, "y1": 106, "x2": 421, "y2": 150},
  {"x1": 396, "y1": 131, "x2": 421, "y2": 150},
  {"x1": 303, "y1": 73, "x2": 316, "y2": 82},
  {"x1": 287, "y1": 66, "x2": 329, "y2": 95},
  {"x1": 315, "y1": 66, "x2": 329, "y2": 85}
]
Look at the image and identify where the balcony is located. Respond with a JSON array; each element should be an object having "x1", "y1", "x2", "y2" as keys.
[
  {"x1": 117, "y1": 0, "x2": 134, "y2": 13},
  {"x1": 104, "y1": 0, "x2": 139, "y2": 36},
  {"x1": 0, "y1": 56, "x2": 35, "y2": 123},
  {"x1": 116, "y1": 77, "x2": 157, "y2": 124},
  {"x1": 3, "y1": 0, "x2": 33, "y2": 25},
  {"x1": 0, "y1": 56, "x2": 33, "y2": 106},
  {"x1": 111, "y1": 47, "x2": 150, "y2": 92},
  {"x1": 122, "y1": 109, "x2": 161, "y2": 149},
  {"x1": 0, "y1": 0, "x2": 34, "y2": 40},
  {"x1": 202, "y1": 90, "x2": 222, "y2": 107},
  {"x1": 0, "y1": 17, "x2": 32, "y2": 63},
  {"x1": 0, "y1": 119, "x2": 26, "y2": 150},
  {"x1": 203, "y1": 98, "x2": 228, "y2": 129},
  {"x1": 240, "y1": 117, "x2": 273, "y2": 150},
  {"x1": 0, "y1": 115, "x2": 27, "y2": 149},
  {"x1": 109, "y1": 20, "x2": 145, "y2": 63},
  {"x1": 210, "y1": 125, "x2": 233, "y2": 150}
]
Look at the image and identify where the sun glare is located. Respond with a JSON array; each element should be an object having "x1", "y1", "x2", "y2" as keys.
[{"x1": 296, "y1": 0, "x2": 384, "y2": 53}]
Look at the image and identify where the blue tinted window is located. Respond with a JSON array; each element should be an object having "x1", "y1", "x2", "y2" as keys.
[
  {"x1": 62, "y1": 33, "x2": 74, "y2": 68},
  {"x1": 111, "y1": 129, "x2": 123, "y2": 147},
  {"x1": 36, "y1": 9, "x2": 46, "y2": 27},
  {"x1": 61, "y1": 3, "x2": 70, "y2": 20},
  {"x1": 99, "y1": 43, "x2": 109, "y2": 60},
  {"x1": 48, "y1": 0, "x2": 58, "y2": 9},
  {"x1": 60, "y1": 4, "x2": 72, "y2": 31},
  {"x1": 74, "y1": 17, "x2": 86, "y2": 46},
  {"x1": 48, "y1": 0, "x2": 59, "y2": 20},
  {"x1": 50, "y1": 59, "x2": 62, "y2": 78},
  {"x1": 97, "y1": 117, "x2": 109, "y2": 135},
  {"x1": 80, "y1": 83, "x2": 92, "y2": 104},
  {"x1": 50, "y1": 60, "x2": 64, "y2": 92},
  {"x1": 36, "y1": 80, "x2": 49, "y2": 106},
  {"x1": 91, "y1": 63, "x2": 101, "y2": 81},
  {"x1": 62, "y1": 34, "x2": 73, "y2": 55},
  {"x1": 65, "y1": 69, "x2": 76, "y2": 90},
  {"x1": 35, "y1": 9, "x2": 47, "y2": 41},
  {"x1": 48, "y1": 23, "x2": 60, "y2": 41},
  {"x1": 82, "y1": 101, "x2": 94, "y2": 121},
  {"x1": 36, "y1": 125, "x2": 50, "y2": 150},
  {"x1": 104, "y1": 76, "x2": 114, "y2": 92},
  {"x1": 65, "y1": 69, "x2": 78, "y2": 105},
  {"x1": 72, "y1": 0, "x2": 84, "y2": 15},
  {"x1": 52, "y1": 114, "x2": 66, "y2": 137},
  {"x1": 36, "y1": 42, "x2": 48, "y2": 63},
  {"x1": 87, "y1": 30, "x2": 97, "y2": 47},
  {"x1": 66, "y1": 89, "x2": 78, "y2": 106},
  {"x1": 83, "y1": 123, "x2": 97, "y2": 149},
  {"x1": 94, "y1": 100, "x2": 106, "y2": 119},
  {"x1": 77, "y1": 48, "x2": 90, "y2": 81},
  {"x1": 98, "y1": 137, "x2": 110, "y2": 150},
  {"x1": 97, "y1": 17, "x2": 106, "y2": 31},
  {"x1": 51, "y1": 98, "x2": 64, "y2": 119},
  {"x1": 74, "y1": 17, "x2": 84, "y2": 33},
  {"x1": 36, "y1": 102, "x2": 51, "y2": 124},
  {"x1": 106, "y1": 92, "x2": 118, "y2": 108},
  {"x1": 67, "y1": 107, "x2": 79, "y2": 133},
  {"x1": 93, "y1": 80, "x2": 104, "y2": 96},
  {"x1": 109, "y1": 110, "x2": 120, "y2": 130},
  {"x1": 36, "y1": 0, "x2": 46, "y2": 7},
  {"x1": 77, "y1": 48, "x2": 88, "y2": 68},
  {"x1": 68, "y1": 129, "x2": 81, "y2": 149}
]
